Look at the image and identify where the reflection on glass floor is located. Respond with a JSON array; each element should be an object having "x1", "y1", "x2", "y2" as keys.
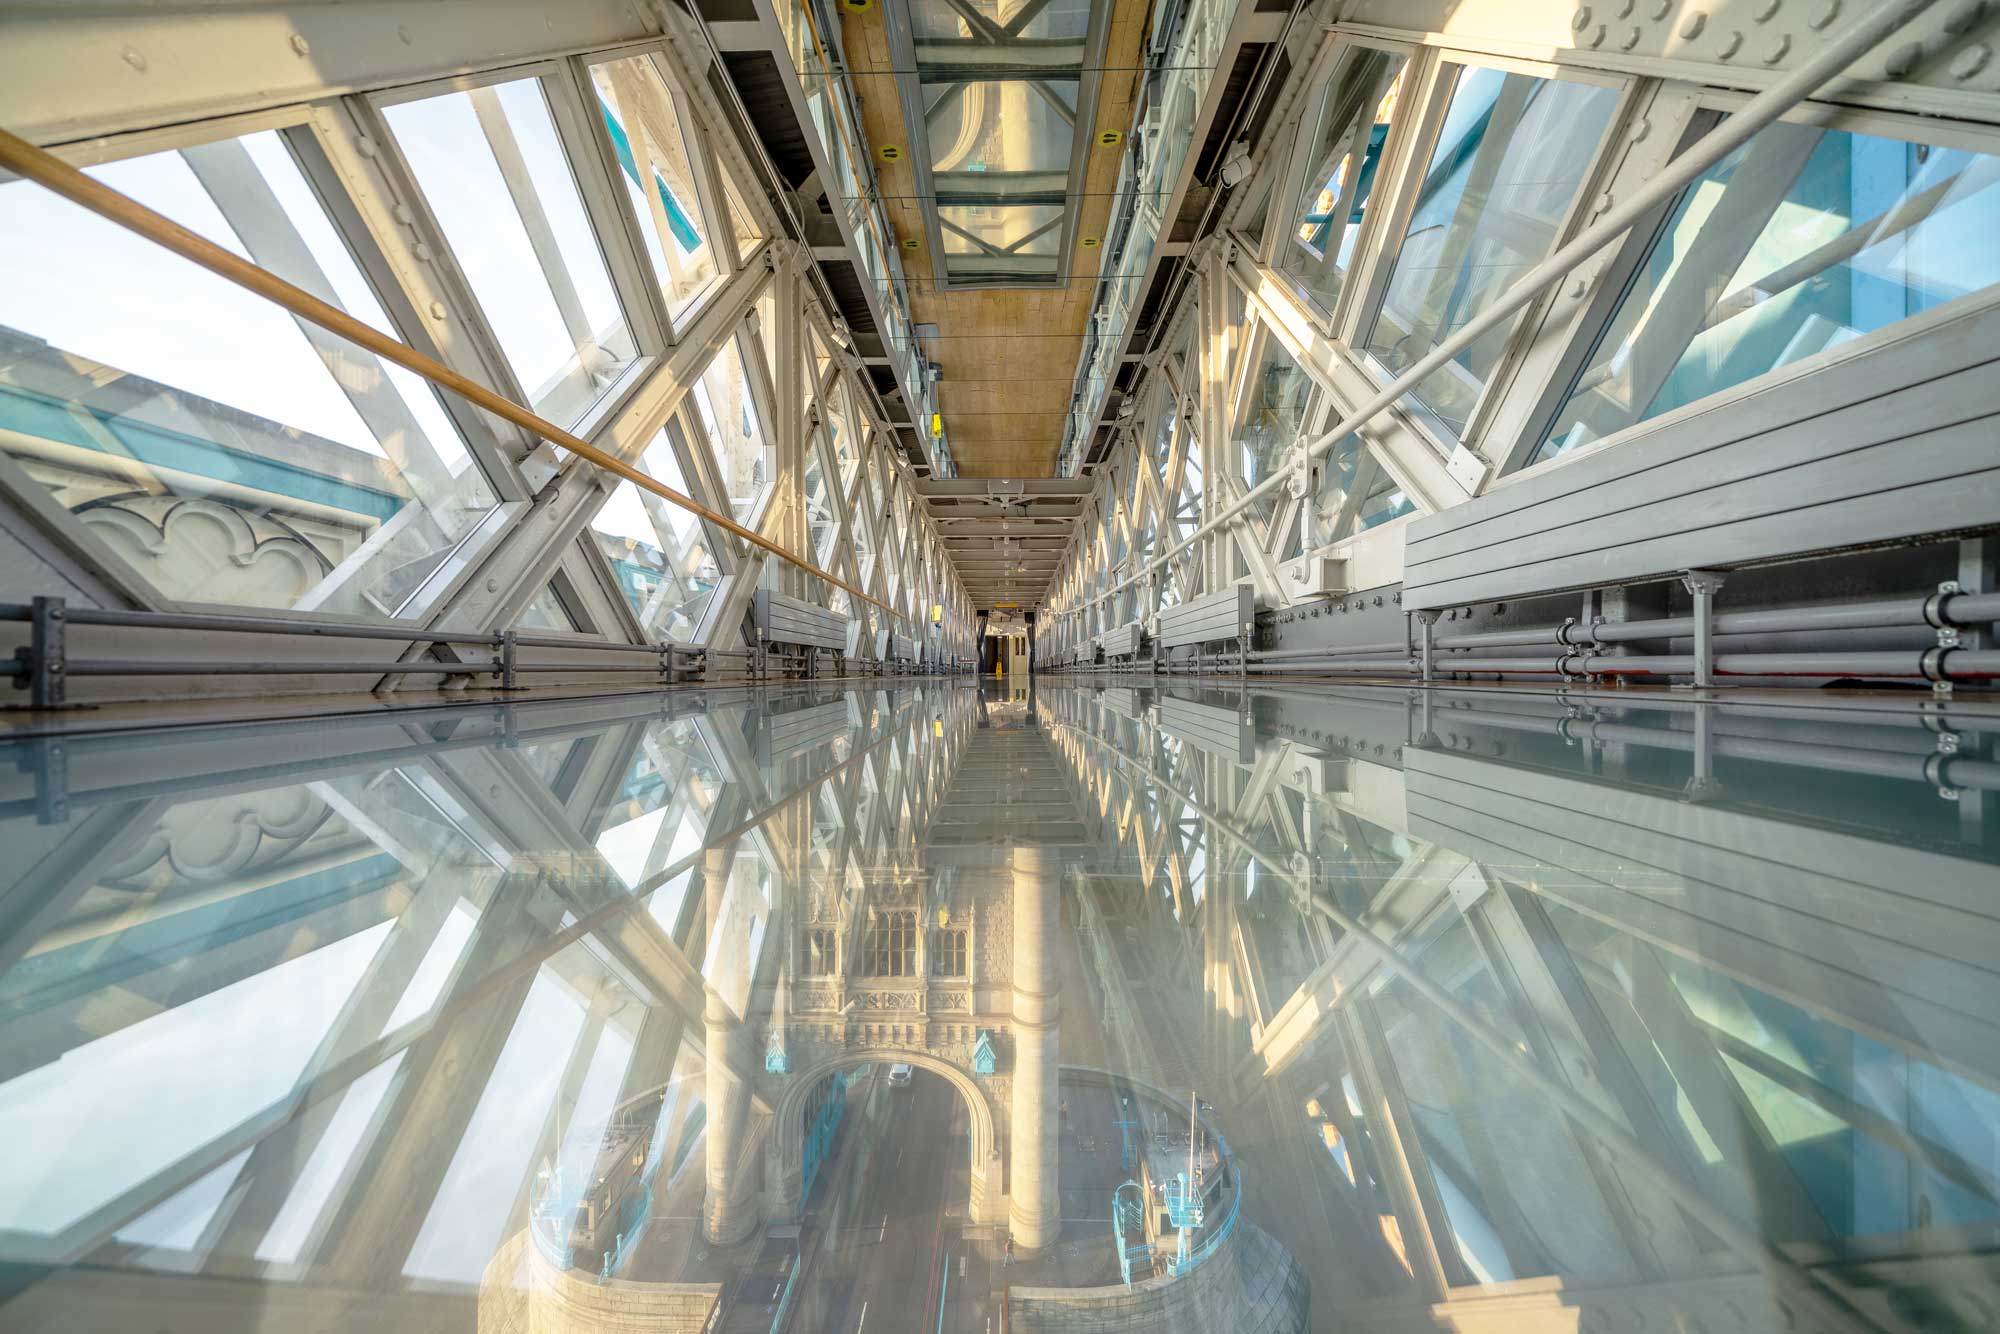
[{"x1": 1, "y1": 680, "x2": 1996, "y2": 1333}]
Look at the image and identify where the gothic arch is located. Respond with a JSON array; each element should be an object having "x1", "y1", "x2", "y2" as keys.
[{"x1": 766, "y1": 1047, "x2": 1004, "y2": 1225}]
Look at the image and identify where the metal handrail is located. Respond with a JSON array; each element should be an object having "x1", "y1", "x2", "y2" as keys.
[
  {"x1": 1059, "y1": 0, "x2": 1937, "y2": 617},
  {"x1": 0, "y1": 127, "x2": 908, "y2": 624}
]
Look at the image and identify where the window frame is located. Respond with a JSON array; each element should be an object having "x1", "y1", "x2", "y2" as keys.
[
  {"x1": 1491, "y1": 87, "x2": 2000, "y2": 481},
  {"x1": 1343, "y1": 51, "x2": 1636, "y2": 458},
  {"x1": 570, "y1": 42, "x2": 738, "y2": 337},
  {"x1": 0, "y1": 102, "x2": 531, "y2": 627},
  {"x1": 362, "y1": 60, "x2": 668, "y2": 420},
  {"x1": 1269, "y1": 34, "x2": 1426, "y2": 335}
]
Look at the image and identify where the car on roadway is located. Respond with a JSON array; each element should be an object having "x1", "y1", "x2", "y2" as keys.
[{"x1": 887, "y1": 1063, "x2": 913, "y2": 1088}]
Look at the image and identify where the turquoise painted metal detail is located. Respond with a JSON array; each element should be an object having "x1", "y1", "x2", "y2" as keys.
[
  {"x1": 971, "y1": 1029, "x2": 996, "y2": 1075},
  {"x1": 1114, "y1": 1116, "x2": 1139, "y2": 1173},
  {"x1": 1112, "y1": 1180, "x2": 1149, "y2": 1287},
  {"x1": 765, "y1": 1028, "x2": 789, "y2": 1074},
  {"x1": 596, "y1": 94, "x2": 705, "y2": 253},
  {"x1": 799, "y1": 1070, "x2": 848, "y2": 1202}
]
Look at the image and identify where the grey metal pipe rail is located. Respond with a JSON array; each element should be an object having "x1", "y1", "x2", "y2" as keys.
[
  {"x1": 1434, "y1": 591, "x2": 2000, "y2": 650},
  {"x1": 3, "y1": 594, "x2": 716, "y2": 709}
]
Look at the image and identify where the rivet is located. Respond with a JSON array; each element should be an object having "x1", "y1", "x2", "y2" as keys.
[
  {"x1": 1594, "y1": 189, "x2": 1615, "y2": 215},
  {"x1": 412, "y1": 241, "x2": 433, "y2": 262},
  {"x1": 290, "y1": 34, "x2": 311, "y2": 56},
  {"x1": 1568, "y1": 277, "x2": 1589, "y2": 298},
  {"x1": 1718, "y1": 29, "x2": 1744, "y2": 58},
  {"x1": 1763, "y1": 33, "x2": 1792, "y2": 62},
  {"x1": 1753, "y1": 0, "x2": 1782, "y2": 21},
  {"x1": 1680, "y1": 11, "x2": 1707, "y2": 39},
  {"x1": 397, "y1": 24, "x2": 414, "y2": 45},
  {"x1": 1572, "y1": 7, "x2": 1594, "y2": 31},
  {"x1": 1629, "y1": 116, "x2": 1653, "y2": 143},
  {"x1": 120, "y1": 46, "x2": 147, "y2": 71},
  {"x1": 1943, "y1": 1, "x2": 1987, "y2": 36},
  {"x1": 355, "y1": 135, "x2": 377, "y2": 158},
  {"x1": 1952, "y1": 42, "x2": 1991, "y2": 78},
  {"x1": 1613, "y1": 0, "x2": 1634, "y2": 17},
  {"x1": 1587, "y1": 22, "x2": 1608, "y2": 45},
  {"x1": 1884, "y1": 40, "x2": 1924, "y2": 75},
  {"x1": 429, "y1": 300, "x2": 448, "y2": 319},
  {"x1": 485, "y1": 578, "x2": 500, "y2": 592},
  {"x1": 1808, "y1": 0, "x2": 1842, "y2": 26},
  {"x1": 1650, "y1": 0, "x2": 1673, "y2": 16},
  {"x1": 1620, "y1": 24, "x2": 1643, "y2": 49},
  {"x1": 391, "y1": 203, "x2": 413, "y2": 225}
]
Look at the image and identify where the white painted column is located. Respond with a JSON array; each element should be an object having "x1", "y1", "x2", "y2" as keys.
[{"x1": 1009, "y1": 843, "x2": 1061, "y2": 1250}]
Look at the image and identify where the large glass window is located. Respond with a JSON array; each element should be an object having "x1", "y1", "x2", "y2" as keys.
[
  {"x1": 1311, "y1": 432, "x2": 1415, "y2": 547},
  {"x1": 589, "y1": 55, "x2": 721, "y2": 325},
  {"x1": 1532, "y1": 118, "x2": 2000, "y2": 464},
  {"x1": 588, "y1": 423, "x2": 717, "y2": 643},
  {"x1": 1237, "y1": 334, "x2": 1317, "y2": 533},
  {"x1": 1281, "y1": 47, "x2": 1408, "y2": 314},
  {"x1": 0, "y1": 129, "x2": 499, "y2": 617},
  {"x1": 1363, "y1": 66, "x2": 1619, "y2": 439},
  {"x1": 690, "y1": 335, "x2": 773, "y2": 522},
  {"x1": 381, "y1": 78, "x2": 638, "y2": 425}
]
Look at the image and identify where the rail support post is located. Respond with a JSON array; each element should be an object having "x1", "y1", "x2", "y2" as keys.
[
  {"x1": 498, "y1": 630, "x2": 519, "y2": 691},
  {"x1": 1679, "y1": 570, "x2": 1726, "y2": 688},
  {"x1": 1414, "y1": 609, "x2": 1440, "y2": 685},
  {"x1": 23, "y1": 595, "x2": 68, "y2": 710}
]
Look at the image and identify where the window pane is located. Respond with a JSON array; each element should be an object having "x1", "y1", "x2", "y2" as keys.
[
  {"x1": 691, "y1": 336, "x2": 773, "y2": 522},
  {"x1": 1281, "y1": 48, "x2": 1408, "y2": 314},
  {"x1": 589, "y1": 56, "x2": 721, "y2": 324},
  {"x1": 720, "y1": 166, "x2": 765, "y2": 259},
  {"x1": 1238, "y1": 335, "x2": 1316, "y2": 532},
  {"x1": 926, "y1": 80, "x2": 1078, "y2": 175},
  {"x1": 382, "y1": 80, "x2": 637, "y2": 425},
  {"x1": 589, "y1": 425, "x2": 717, "y2": 642},
  {"x1": 1311, "y1": 432, "x2": 1414, "y2": 547},
  {"x1": 1363, "y1": 67, "x2": 1618, "y2": 439},
  {"x1": 1534, "y1": 120, "x2": 2000, "y2": 464},
  {"x1": 939, "y1": 203, "x2": 1064, "y2": 279},
  {"x1": 0, "y1": 130, "x2": 500, "y2": 618},
  {"x1": 517, "y1": 582, "x2": 578, "y2": 631},
  {"x1": 805, "y1": 431, "x2": 835, "y2": 561}
]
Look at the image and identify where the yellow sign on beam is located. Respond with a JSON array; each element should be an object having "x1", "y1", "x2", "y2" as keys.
[
  {"x1": 879, "y1": 144, "x2": 903, "y2": 163},
  {"x1": 930, "y1": 412, "x2": 942, "y2": 437}
]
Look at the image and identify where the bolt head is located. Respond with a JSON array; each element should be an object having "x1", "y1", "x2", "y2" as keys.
[
  {"x1": 1718, "y1": 29, "x2": 1744, "y2": 58},
  {"x1": 1808, "y1": 0, "x2": 1842, "y2": 26},
  {"x1": 1951, "y1": 43, "x2": 1991, "y2": 79},
  {"x1": 120, "y1": 46, "x2": 147, "y2": 71},
  {"x1": 1763, "y1": 33, "x2": 1792, "y2": 62},
  {"x1": 290, "y1": 33, "x2": 311, "y2": 55},
  {"x1": 1680, "y1": 11, "x2": 1707, "y2": 39}
]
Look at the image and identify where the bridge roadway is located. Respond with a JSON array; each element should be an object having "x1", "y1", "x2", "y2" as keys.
[{"x1": 781, "y1": 1066, "x2": 1000, "y2": 1334}]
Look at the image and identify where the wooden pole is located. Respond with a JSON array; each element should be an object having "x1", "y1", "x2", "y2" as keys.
[{"x1": 0, "y1": 126, "x2": 904, "y2": 621}]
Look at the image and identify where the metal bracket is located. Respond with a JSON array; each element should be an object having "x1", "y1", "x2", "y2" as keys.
[
  {"x1": 1930, "y1": 729, "x2": 1963, "y2": 802},
  {"x1": 1678, "y1": 569, "x2": 1726, "y2": 689},
  {"x1": 1414, "y1": 609, "x2": 1440, "y2": 684},
  {"x1": 22, "y1": 595, "x2": 68, "y2": 710},
  {"x1": 1931, "y1": 580, "x2": 1960, "y2": 699}
]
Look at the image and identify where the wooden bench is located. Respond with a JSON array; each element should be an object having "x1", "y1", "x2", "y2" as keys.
[
  {"x1": 752, "y1": 588, "x2": 850, "y2": 678},
  {"x1": 1156, "y1": 583, "x2": 1256, "y2": 672}
]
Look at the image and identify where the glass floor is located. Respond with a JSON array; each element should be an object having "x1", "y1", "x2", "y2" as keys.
[{"x1": 1, "y1": 679, "x2": 1996, "y2": 1333}]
